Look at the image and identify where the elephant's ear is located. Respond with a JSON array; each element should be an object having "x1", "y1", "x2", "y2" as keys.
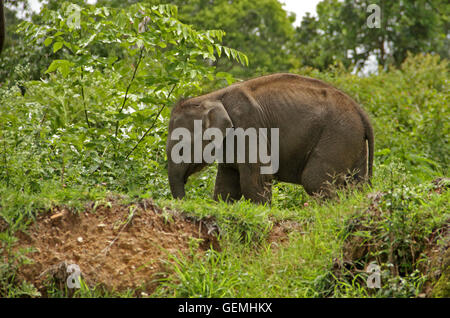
[{"x1": 204, "y1": 100, "x2": 233, "y2": 136}]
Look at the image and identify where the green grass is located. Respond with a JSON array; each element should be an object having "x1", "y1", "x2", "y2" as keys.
[{"x1": 152, "y1": 190, "x2": 366, "y2": 297}]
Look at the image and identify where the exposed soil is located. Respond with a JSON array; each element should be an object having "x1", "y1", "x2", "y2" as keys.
[
  {"x1": 13, "y1": 197, "x2": 220, "y2": 295},
  {"x1": 268, "y1": 220, "x2": 304, "y2": 245},
  {"x1": 431, "y1": 177, "x2": 449, "y2": 194},
  {"x1": 420, "y1": 225, "x2": 450, "y2": 297},
  {"x1": 11, "y1": 197, "x2": 298, "y2": 296}
]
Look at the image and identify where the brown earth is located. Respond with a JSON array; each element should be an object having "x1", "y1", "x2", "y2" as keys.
[
  {"x1": 11, "y1": 197, "x2": 298, "y2": 296},
  {"x1": 14, "y1": 197, "x2": 220, "y2": 295}
]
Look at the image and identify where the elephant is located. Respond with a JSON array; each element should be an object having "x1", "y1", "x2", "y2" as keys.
[{"x1": 166, "y1": 73, "x2": 374, "y2": 204}]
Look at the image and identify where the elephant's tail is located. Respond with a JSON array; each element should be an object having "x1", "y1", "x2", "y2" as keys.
[{"x1": 358, "y1": 108, "x2": 374, "y2": 181}]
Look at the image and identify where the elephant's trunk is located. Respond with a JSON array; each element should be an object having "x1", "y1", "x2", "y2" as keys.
[{"x1": 168, "y1": 164, "x2": 186, "y2": 199}]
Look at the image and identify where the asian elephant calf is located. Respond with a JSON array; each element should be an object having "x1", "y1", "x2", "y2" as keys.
[{"x1": 166, "y1": 73, "x2": 374, "y2": 204}]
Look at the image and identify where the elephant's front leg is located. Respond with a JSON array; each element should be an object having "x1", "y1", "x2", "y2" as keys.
[
  {"x1": 239, "y1": 165, "x2": 272, "y2": 205},
  {"x1": 213, "y1": 164, "x2": 242, "y2": 202}
]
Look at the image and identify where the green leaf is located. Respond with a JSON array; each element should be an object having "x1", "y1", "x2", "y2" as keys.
[
  {"x1": 238, "y1": 52, "x2": 249, "y2": 66},
  {"x1": 45, "y1": 60, "x2": 60, "y2": 74},
  {"x1": 44, "y1": 37, "x2": 53, "y2": 47},
  {"x1": 45, "y1": 60, "x2": 73, "y2": 77},
  {"x1": 207, "y1": 45, "x2": 214, "y2": 56},
  {"x1": 223, "y1": 47, "x2": 230, "y2": 59},
  {"x1": 53, "y1": 41, "x2": 64, "y2": 53},
  {"x1": 214, "y1": 44, "x2": 222, "y2": 58}
]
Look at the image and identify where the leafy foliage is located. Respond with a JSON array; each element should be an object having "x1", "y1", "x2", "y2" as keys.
[
  {"x1": 98, "y1": 0, "x2": 295, "y2": 77},
  {"x1": 167, "y1": 0, "x2": 295, "y2": 77},
  {"x1": 322, "y1": 163, "x2": 449, "y2": 297},
  {"x1": 0, "y1": 1, "x2": 246, "y2": 194},
  {"x1": 292, "y1": 0, "x2": 449, "y2": 71}
]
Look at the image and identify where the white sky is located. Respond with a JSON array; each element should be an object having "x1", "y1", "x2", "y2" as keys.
[
  {"x1": 28, "y1": 0, "x2": 42, "y2": 12},
  {"x1": 281, "y1": 0, "x2": 321, "y2": 26},
  {"x1": 29, "y1": 0, "x2": 96, "y2": 12}
]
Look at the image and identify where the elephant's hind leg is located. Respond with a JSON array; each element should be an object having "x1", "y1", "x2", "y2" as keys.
[
  {"x1": 351, "y1": 141, "x2": 370, "y2": 185},
  {"x1": 214, "y1": 165, "x2": 242, "y2": 202},
  {"x1": 300, "y1": 138, "x2": 366, "y2": 197},
  {"x1": 300, "y1": 155, "x2": 337, "y2": 198}
]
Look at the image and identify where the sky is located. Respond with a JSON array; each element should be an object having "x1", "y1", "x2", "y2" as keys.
[{"x1": 281, "y1": 0, "x2": 321, "y2": 26}]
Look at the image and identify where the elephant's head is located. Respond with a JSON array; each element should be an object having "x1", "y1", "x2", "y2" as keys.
[{"x1": 166, "y1": 99, "x2": 233, "y2": 199}]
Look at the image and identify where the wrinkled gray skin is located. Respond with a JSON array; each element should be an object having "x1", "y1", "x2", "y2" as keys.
[{"x1": 166, "y1": 73, "x2": 374, "y2": 204}]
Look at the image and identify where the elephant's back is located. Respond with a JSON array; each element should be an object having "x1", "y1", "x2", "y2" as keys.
[
  {"x1": 240, "y1": 74, "x2": 367, "y2": 182},
  {"x1": 241, "y1": 73, "x2": 363, "y2": 126},
  {"x1": 241, "y1": 73, "x2": 332, "y2": 91}
]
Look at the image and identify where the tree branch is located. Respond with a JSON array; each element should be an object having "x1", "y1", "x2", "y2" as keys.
[
  {"x1": 80, "y1": 67, "x2": 91, "y2": 128},
  {"x1": 125, "y1": 84, "x2": 177, "y2": 160},
  {"x1": 114, "y1": 46, "x2": 145, "y2": 138}
]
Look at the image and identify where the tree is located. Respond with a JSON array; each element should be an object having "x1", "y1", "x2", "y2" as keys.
[
  {"x1": 292, "y1": 0, "x2": 449, "y2": 71},
  {"x1": 0, "y1": 0, "x2": 53, "y2": 86},
  {"x1": 0, "y1": 0, "x2": 4, "y2": 54},
  {"x1": 170, "y1": 0, "x2": 296, "y2": 77},
  {"x1": 88, "y1": 0, "x2": 298, "y2": 77},
  {"x1": 291, "y1": 1, "x2": 350, "y2": 71},
  {"x1": 342, "y1": 0, "x2": 449, "y2": 69},
  {"x1": 0, "y1": 0, "x2": 34, "y2": 55}
]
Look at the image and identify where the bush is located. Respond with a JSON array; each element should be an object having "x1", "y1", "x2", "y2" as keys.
[
  {"x1": 318, "y1": 164, "x2": 449, "y2": 297},
  {"x1": 0, "y1": 2, "x2": 246, "y2": 195}
]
